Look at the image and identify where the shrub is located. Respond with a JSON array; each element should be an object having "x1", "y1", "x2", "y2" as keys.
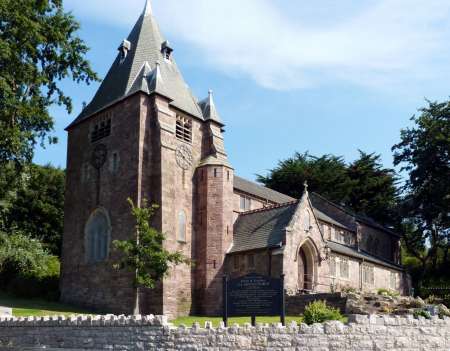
[
  {"x1": 408, "y1": 297, "x2": 426, "y2": 308},
  {"x1": 425, "y1": 295, "x2": 442, "y2": 305},
  {"x1": 0, "y1": 231, "x2": 53, "y2": 277},
  {"x1": 377, "y1": 288, "x2": 400, "y2": 297},
  {"x1": 303, "y1": 300, "x2": 344, "y2": 325},
  {"x1": 413, "y1": 309, "x2": 431, "y2": 319},
  {"x1": 0, "y1": 231, "x2": 60, "y2": 301}
]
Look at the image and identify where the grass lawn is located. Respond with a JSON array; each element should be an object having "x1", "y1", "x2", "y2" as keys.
[
  {"x1": 0, "y1": 293, "x2": 94, "y2": 317},
  {"x1": 0, "y1": 293, "x2": 346, "y2": 326},
  {"x1": 171, "y1": 316, "x2": 304, "y2": 327}
]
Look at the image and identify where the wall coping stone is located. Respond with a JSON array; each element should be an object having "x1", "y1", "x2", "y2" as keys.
[{"x1": 0, "y1": 314, "x2": 448, "y2": 329}]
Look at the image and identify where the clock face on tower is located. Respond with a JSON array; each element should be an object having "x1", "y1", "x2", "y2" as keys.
[{"x1": 175, "y1": 144, "x2": 193, "y2": 170}]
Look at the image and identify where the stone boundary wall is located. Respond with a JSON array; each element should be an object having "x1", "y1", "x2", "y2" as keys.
[{"x1": 0, "y1": 314, "x2": 448, "y2": 350}]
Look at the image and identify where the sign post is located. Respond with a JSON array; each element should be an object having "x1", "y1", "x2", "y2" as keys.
[
  {"x1": 280, "y1": 274, "x2": 285, "y2": 326},
  {"x1": 222, "y1": 273, "x2": 285, "y2": 326},
  {"x1": 223, "y1": 275, "x2": 228, "y2": 327}
]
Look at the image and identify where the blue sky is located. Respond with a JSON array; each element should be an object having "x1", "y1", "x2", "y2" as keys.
[{"x1": 34, "y1": 0, "x2": 450, "y2": 181}]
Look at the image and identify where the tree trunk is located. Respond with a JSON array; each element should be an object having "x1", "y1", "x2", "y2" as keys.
[{"x1": 133, "y1": 287, "x2": 140, "y2": 315}]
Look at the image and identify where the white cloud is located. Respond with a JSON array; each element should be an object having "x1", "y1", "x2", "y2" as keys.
[{"x1": 65, "y1": 0, "x2": 450, "y2": 91}]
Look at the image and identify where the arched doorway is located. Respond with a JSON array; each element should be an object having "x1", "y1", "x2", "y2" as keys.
[{"x1": 298, "y1": 240, "x2": 317, "y2": 292}]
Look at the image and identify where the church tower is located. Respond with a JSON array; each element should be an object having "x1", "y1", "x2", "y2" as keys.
[
  {"x1": 60, "y1": 0, "x2": 233, "y2": 318},
  {"x1": 194, "y1": 91, "x2": 234, "y2": 315}
]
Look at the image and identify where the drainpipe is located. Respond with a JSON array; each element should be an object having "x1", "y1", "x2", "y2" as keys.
[
  {"x1": 360, "y1": 258, "x2": 365, "y2": 291},
  {"x1": 356, "y1": 223, "x2": 361, "y2": 252}
]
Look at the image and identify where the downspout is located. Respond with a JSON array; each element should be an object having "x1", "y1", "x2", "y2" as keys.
[{"x1": 360, "y1": 258, "x2": 365, "y2": 291}]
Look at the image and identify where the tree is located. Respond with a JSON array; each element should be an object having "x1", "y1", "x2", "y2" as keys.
[
  {"x1": 257, "y1": 152, "x2": 352, "y2": 203},
  {"x1": 113, "y1": 199, "x2": 189, "y2": 314},
  {"x1": 393, "y1": 99, "x2": 450, "y2": 272},
  {"x1": 0, "y1": 0, "x2": 98, "y2": 166},
  {"x1": 5, "y1": 164, "x2": 65, "y2": 256},
  {"x1": 257, "y1": 151, "x2": 399, "y2": 224},
  {"x1": 0, "y1": 230, "x2": 55, "y2": 282},
  {"x1": 347, "y1": 151, "x2": 399, "y2": 225}
]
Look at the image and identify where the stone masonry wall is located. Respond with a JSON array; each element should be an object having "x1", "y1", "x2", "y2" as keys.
[
  {"x1": 286, "y1": 293, "x2": 348, "y2": 315},
  {"x1": 0, "y1": 314, "x2": 448, "y2": 350}
]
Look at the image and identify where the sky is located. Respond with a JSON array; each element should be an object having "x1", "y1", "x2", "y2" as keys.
[{"x1": 34, "y1": 0, "x2": 450, "y2": 181}]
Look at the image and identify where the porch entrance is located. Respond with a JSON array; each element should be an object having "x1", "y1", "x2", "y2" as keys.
[{"x1": 298, "y1": 240, "x2": 316, "y2": 292}]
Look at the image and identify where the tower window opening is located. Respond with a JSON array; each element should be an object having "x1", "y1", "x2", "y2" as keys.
[
  {"x1": 176, "y1": 115, "x2": 192, "y2": 143},
  {"x1": 111, "y1": 152, "x2": 119, "y2": 174},
  {"x1": 91, "y1": 118, "x2": 111, "y2": 143},
  {"x1": 177, "y1": 210, "x2": 187, "y2": 243}
]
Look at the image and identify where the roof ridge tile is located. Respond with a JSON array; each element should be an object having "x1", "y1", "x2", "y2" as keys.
[{"x1": 239, "y1": 200, "x2": 298, "y2": 216}]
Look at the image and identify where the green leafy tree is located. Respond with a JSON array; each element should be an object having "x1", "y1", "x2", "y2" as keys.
[
  {"x1": 113, "y1": 199, "x2": 189, "y2": 314},
  {"x1": 258, "y1": 151, "x2": 399, "y2": 224},
  {"x1": 5, "y1": 164, "x2": 65, "y2": 256},
  {"x1": 0, "y1": 162, "x2": 20, "y2": 228},
  {"x1": 347, "y1": 151, "x2": 399, "y2": 225},
  {"x1": 0, "y1": 231, "x2": 55, "y2": 280},
  {"x1": 257, "y1": 152, "x2": 352, "y2": 202},
  {"x1": 393, "y1": 99, "x2": 450, "y2": 273},
  {"x1": 0, "y1": 230, "x2": 60, "y2": 299},
  {"x1": 0, "y1": 0, "x2": 98, "y2": 166}
]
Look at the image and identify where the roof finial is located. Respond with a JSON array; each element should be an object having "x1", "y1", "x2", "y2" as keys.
[
  {"x1": 304, "y1": 180, "x2": 309, "y2": 192},
  {"x1": 143, "y1": 0, "x2": 152, "y2": 17}
]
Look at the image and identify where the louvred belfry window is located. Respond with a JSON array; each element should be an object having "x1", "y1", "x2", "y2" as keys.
[
  {"x1": 176, "y1": 115, "x2": 192, "y2": 143},
  {"x1": 91, "y1": 119, "x2": 111, "y2": 143}
]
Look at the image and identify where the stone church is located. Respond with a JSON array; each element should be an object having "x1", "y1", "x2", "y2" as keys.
[{"x1": 60, "y1": 0, "x2": 410, "y2": 318}]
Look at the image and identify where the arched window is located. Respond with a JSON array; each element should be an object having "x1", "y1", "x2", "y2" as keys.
[
  {"x1": 85, "y1": 209, "x2": 111, "y2": 263},
  {"x1": 178, "y1": 210, "x2": 186, "y2": 242}
]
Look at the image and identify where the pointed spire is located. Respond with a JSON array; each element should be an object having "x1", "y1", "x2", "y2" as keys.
[
  {"x1": 199, "y1": 89, "x2": 222, "y2": 124},
  {"x1": 147, "y1": 61, "x2": 170, "y2": 97},
  {"x1": 68, "y1": 0, "x2": 204, "y2": 128},
  {"x1": 143, "y1": 0, "x2": 152, "y2": 17}
]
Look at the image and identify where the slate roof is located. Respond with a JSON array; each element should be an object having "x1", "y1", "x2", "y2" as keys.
[
  {"x1": 309, "y1": 193, "x2": 357, "y2": 232},
  {"x1": 231, "y1": 177, "x2": 402, "y2": 269},
  {"x1": 310, "y1": 192, "x2": 400, "y2": 237},
  {"x1": 230, "y1": 204, "x2": 402, "y2": 270},
  {"x1": 327, "y1": 241, "x2": 403, "y2": 270},
  {"x1": 199, "y1": 90, "x2": 222, "y2": 125},
  {"x1": 230, "y1": 202, "x2": 298, "y2": 254},
  {"x1": 233, "y1": 176, "x2": 296, "y2": 204},
  {"x1": 313, "y1": 207, "x2": 351, "y2": 230},
  {"x1": 233, "y1": 177, "x2": 399, "y2": 238},
  {"x1": 67, "y1": 1, "x2": 203, "y2": 129}
]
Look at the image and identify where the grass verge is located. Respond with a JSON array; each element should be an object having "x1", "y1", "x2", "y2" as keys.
[{"x1": 0, "y1": 293, "x2": 93, "y2": 317}]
